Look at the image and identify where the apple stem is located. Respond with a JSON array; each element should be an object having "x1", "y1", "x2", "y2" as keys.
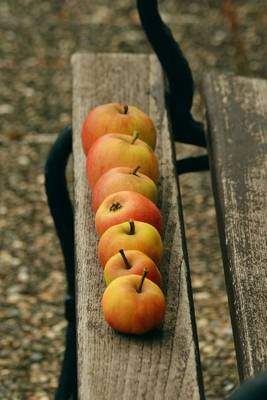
[
  {"x1": 119, "y1": 249, "x2": 131, "y2": 269},
  {"x1": 132, "y1": 165, "x2": 141, "y2": 176},
  {"x1": 123, "y1": 104, "x2": 128, "y2": 114},
  {"x1": 137, "y1": 268, "x2": 149, "y2": 293},
  {"x1": 131, "y1": 131, "x2": 139, "y2": 144},
  {"x1": 129, "y1": 220, "x2": 135, "y2": 235}
]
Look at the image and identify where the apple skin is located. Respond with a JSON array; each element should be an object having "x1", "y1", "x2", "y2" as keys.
[
  {"x1": 81, "y1": 103, "x2": 157, "y2": 154},
  {"x1": 92, "y1": 167, "x2": 158, "y2": 212},
  {"x1": 86, "y1": 133, "x2": 159, "y2": 188},
  {"x1": 95, "y1": 191, "x2": 163, "y2": 236},
  {"x1": 98, "y1": 220, "x2": 163, "y2": 267},
  {"x1": 104, "y1": 250, "x2": 162, "y2": 287},
  {"x1": 102, "y1": 274, "x2": 166, "y2": 334}
]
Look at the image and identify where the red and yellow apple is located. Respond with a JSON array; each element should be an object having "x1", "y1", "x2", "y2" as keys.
[
  {"x1": 92, "y1": 167, "x2": 158, "y2": 212},
  {"x1": 95, "y1": 190, "x2": 162, "y2": 235},
  {"x1": 102, "y1": 270, "x2": 166, "y2": 334},
  {"x1": 98, "y1": 220, "x2": 163, "y2": 267},
  {"x1": 81, "y1": 102, "x2": 157, "y2": 154},
  {"x1": 104, "y1": 249, "x2": 162, "y2": 287},
  {"x1": 86, "y1": 133, "x2": 159, "y2": 188}
]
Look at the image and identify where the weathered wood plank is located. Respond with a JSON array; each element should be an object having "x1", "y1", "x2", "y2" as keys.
[
  {"x1": 203, "y1": 73, "x2": 267, "y2": 381},
  {"x1": 72, "y1": 53, "x2": 203, "y2": 400}
]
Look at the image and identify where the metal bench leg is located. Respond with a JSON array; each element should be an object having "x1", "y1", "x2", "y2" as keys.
[
  {"x1": 137, "y1": 0, "x2": 209, "y2": 175},
  {"x1": 55, "y1": 296, "x2": 77, "y2": 400},
  {"x1": 176, "y1": 155, "x2": 209, "y2": 175},
  {"x1": 137, "y1": 0, "x2": 206, "y2": 149},
  {"x1": 44, "y1": 126, "x2": 77, "y2": 400},
  {"x1": 226, "y1": 370, "x2": 267, "y2": 400}
]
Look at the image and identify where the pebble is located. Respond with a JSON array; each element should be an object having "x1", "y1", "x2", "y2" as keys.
[
  {"x1": 18, "y1": 155, "x2": 30, "y2": 166},
  {"x1": 0, "y1": 104, "x2": 14, "y2": 114},
  {"x1": 17, "y1": 267, "x2": 29, "y2": 283},
  {"x1": 194, "y1": 291, "x2": 211, "y2": 300},
  {"x1": 30, "y1": 352, "x2": 43, "y2": 362}
]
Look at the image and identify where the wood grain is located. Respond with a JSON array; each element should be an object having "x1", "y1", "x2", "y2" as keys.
[
  {"x1": 203, "y1": 72, "x2": 267, "y2": 381},
  {"x1": 72, "y1": 53, "x2": 203, "y2": 400}
]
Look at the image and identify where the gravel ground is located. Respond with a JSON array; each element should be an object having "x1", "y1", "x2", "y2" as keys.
[
  {"x1": 1, "y1": 0, "x2": 266, "y2": 399},
  {"x1": 0, "y1": 137, "x2": 66, "y2": 399}
]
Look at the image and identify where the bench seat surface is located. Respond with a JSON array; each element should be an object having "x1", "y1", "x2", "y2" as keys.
[
  {"x1": 72, "y1": 52, "x2": 203, "y2": 400},
  {"x1": 203, "y1": 73, "x2": 267, "y2": 380}
]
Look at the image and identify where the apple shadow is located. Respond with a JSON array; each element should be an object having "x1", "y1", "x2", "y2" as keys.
[{"x1": 114, "y1": 326, "x2": 165, "y2": 343}]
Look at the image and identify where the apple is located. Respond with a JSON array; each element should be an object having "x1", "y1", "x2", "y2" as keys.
[
  {"x1": 86, "y1": 132, "x2": 159, "y2": 188},
  {"x1": 98, "y1": 220, "x2": 163, "y2": 267},
  {"x1": 102, "y1": 269, "x2": 166, "y2": 334},
  {"x1": 104, "y1": 249, "x2": 162, "y2": 287},
  {"x1": 95, "y1": 190, "x2": 163, "y2": 235},
  {"x1": 81, "y1": 102, "x2": 157, "y2": 154},
  {"x1": 92, "y1": 166, "x2": 158, "y2": 212}
]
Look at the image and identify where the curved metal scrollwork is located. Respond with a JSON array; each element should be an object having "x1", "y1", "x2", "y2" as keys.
[{"x1": 137, "y1": 0, "x2": 208, "y2": 161}]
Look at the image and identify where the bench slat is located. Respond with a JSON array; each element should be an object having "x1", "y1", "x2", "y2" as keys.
[
  {"x1": 72, "y1": 53, "x2": 203, "y2": 400},
  {"x1": 203, "y1": 73, "x2": 267, "y2": 380}
]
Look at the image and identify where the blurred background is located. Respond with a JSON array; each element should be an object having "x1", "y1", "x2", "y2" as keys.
[{"x1": 0, "y1": 0, "x2": 266, "y2": 399}]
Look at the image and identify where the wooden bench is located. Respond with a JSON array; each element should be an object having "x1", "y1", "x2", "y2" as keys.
[
  {"x1": 202, "y1": 74, "x2": 267, "y2": 381},
  {"x1": 72, "y1": 53, "x2": 204, "y2": 400},
  {"x1": 71, "y1": 52, "x2": 267, "y2": 398}
]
